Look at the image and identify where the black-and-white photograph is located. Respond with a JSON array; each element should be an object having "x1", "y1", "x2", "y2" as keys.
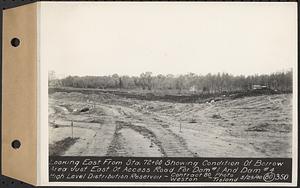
[{"x1": 46, "y1": 3, "x2": 296, "y2": 158}]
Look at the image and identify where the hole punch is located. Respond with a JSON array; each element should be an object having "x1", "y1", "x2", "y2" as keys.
[
  {"x1": 10, "y1": 38, "x2": 20, "y2": 47},
  {"x1": 11, "y1": 140, "x2": 21, "y2": 149}
]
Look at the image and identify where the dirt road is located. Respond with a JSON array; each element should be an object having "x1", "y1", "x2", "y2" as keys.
[{"x1": 49, "y1": 91, "x2": 292, "y2": 157}]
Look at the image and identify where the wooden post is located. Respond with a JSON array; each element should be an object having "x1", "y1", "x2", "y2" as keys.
[
  {"x1": 71, "y1": 121, "x2": 74, "y2": 138},
  {"x1": 179, "y1": 117, "x2": 182, "y2": 132}
]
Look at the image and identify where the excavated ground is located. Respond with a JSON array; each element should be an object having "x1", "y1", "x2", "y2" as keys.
[{"x1": 49, "y1": 90, "x2": 293, "y2": 157}]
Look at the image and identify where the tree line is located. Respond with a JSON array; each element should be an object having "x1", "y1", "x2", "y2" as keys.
[{"x1": 49, "y1": 70, "x2": 293, "y2": 94}]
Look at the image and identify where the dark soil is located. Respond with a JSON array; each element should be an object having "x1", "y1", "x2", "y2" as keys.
[
  {"x1": 49, "y1": 87, "x2": 283, "y2": 104},
  {"x1": 49, "y1": 137, "x2": 79, "y2": 156}
]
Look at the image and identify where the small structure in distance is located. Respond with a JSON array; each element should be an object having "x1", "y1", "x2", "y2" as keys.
[{"x1": 252, "y1": 85, "x2": 268, "y2": 90}]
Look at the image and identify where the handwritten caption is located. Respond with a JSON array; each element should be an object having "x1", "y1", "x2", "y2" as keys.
[{"x1": 49, "y1": 157, "x2": 292, "y2": 182}]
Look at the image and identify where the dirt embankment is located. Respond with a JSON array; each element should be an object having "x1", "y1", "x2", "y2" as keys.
[
  {"x1": 49, "y1": 87, "x2": 283, "y2": 104},
  {"x1": 49, "y1": 137, "x2": 79, "y2": 156},
  {"x1": 49, "y1": 89, "x2": 293, "y2": 158}
]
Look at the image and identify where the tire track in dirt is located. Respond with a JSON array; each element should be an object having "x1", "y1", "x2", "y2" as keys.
[
  {"x1": 106, "y1": 105, "x2": 197, "y2": 157},
  {"x1": 134, "y1": 119, "x2": 198, "y2": 157},
  {"x1": 140, "y1": 110, "x2": 199, "y2": 157},
  {"x1": 83, "y1": 117, "x2": 116, "y2": 156},
  {"x1": 106, "y1": 121, "x2": 165, "y2": 157},
  {"x1": 106, "y1": 122, "x2": 127, "y2": 156}
]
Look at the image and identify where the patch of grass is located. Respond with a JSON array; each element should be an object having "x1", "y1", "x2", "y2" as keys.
[{"x1": 49, "y1": 137, "x2": 79, "y2": 156}]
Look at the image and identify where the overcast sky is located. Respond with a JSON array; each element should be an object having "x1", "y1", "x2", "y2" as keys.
[{"x1": 40, "y1": 2, "x2": 297, "y2": 78}]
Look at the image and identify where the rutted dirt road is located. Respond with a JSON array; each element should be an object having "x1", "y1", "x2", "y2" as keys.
[{"x1": 49, "y1": 91, "x2": 293, "y2": 157}]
